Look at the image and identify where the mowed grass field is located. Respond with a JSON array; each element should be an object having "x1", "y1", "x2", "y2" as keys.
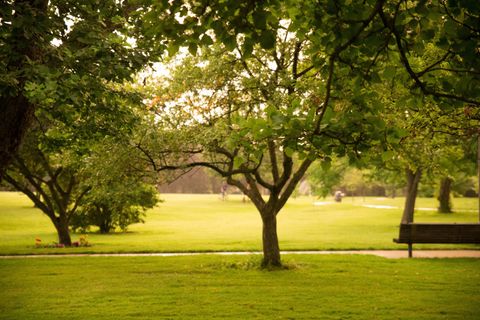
[
  {"x1": 1, "y1": 192, "x2": 479, "y2": 319},
  {"x1": 0, "y1": 192, "x2": 478, "y2": 254},
  {"x1": 1, "y1": 255, "x2": 479, "y2": 320}
]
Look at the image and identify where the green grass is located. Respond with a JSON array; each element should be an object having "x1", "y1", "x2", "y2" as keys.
[
  {"x1": 0, "y1": 254, "x2": 479, "y2": 319},
  {"x1": 0, "y1": 192, "x2": 478, "y2": 254},
  {"x1": 1, "y1": 193, "x2": 479, "y2": 319}
]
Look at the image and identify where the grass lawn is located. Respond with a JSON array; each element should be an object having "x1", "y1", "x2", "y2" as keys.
[
  {"x1": 0, "y1": 254, "x2": 479, "y2": 319},
  {"x1": 0, "y1": 192, "x2": 478, "y2": 254}
]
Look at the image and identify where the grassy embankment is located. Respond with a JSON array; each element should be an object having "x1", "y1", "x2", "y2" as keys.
[{"x1": 0, "y1": 192, "x2": 478, "y2": 254}]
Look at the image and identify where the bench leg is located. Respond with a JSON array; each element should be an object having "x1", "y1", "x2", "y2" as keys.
[{"x1": 408, "y1": 243, "x2": 412, "y2": 258}]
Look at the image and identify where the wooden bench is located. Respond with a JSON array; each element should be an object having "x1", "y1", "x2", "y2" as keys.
[{"x1": 394, "y1": 223, "x2": 480, "y2": 257}]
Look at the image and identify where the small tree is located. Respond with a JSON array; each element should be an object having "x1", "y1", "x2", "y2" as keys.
[
  {"x1": 71, "y1": 142, "x2": 159, "y2": 233},
  {"x1": 71, "y1": 183, "x2": 158, "y2": 233}
]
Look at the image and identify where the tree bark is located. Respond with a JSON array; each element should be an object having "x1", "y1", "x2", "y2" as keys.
[
  {"x1": 0, "y1": 96, "x2": 35, "y2": 179},
  {"x1": 0, "y1": 0, "x2": 48, "y2": 178},
  {"x1": 54, "y1": 218, "x2": 72, "y2": 246},
  {"x1": 437, "y1": 177, "x2": 453, "y2": 213},
  {"x1": 99, "y1": 213, "x2": 113, "y2": 233},
  {"x1": 261, "y1": 212, "x2": 281, "y2": 267},
  {"x1": 402, "y1": 168, "x2": 422, "y2": 223}
]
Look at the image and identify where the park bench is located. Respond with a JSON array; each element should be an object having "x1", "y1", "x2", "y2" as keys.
[{"x1": 394, "y1": 223, "x2": 480, "y2": 258}]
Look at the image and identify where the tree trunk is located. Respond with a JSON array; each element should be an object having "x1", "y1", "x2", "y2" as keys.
[
  {"x1": 0, "y1": 96, "x2": 35, "y2": 179},
  {"x1": 402, "y1": 168, "x2": 422, "y2": 223},
  {"x1": 99, "y1": 220, "x2": 112, "y2": 233},
  {"x1": 0, "y1": 0, "x2": 48, "y2": 178},
  {"x1": 261, "y1": 212, "x2": 281, "y2": 267},
  {"x1": 437, "y1": 177, "x2": 453, "y2": 213},
  {"x1": 54, "y1": 219, "x2": 72, "y2": 246}
]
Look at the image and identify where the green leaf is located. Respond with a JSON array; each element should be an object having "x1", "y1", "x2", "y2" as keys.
[
  {"x1": 223, "y1": 35, "x2": 237, "y2": 51},
  {"x1": 233, "y1": 156, "x2": 245, "y2": 169},
  {"x1": 285, "y1": 147, "x2": 295, "y2": 157},
  {"x1": 381, "y1": 150, "x2": 395, "y2": 162},
  {"x1": 291, "y1": 98, "x2": 301, "y2": 110},
  {"x1": 200, "y1": 35, "x2": 213, "y2": 46},
  {"x1": 382, "y1": 66, "x2": 396, "y2": 80},
  {"x1": 259, "y1": 30, "x2": 276, "y2": 49},
  {"x1": 188, "y1": 43, "x2": 197, "y2": 55},
  {"x1": 167, "y1": 44, "x2": 180, "y2": 56},
  {"x1": 444, "y1": 19, "x2": 457, "y2": 36},
  {"x1": 321, "y1": 157, "x2": 332, "y2": 171},
  {"x1": 252, "y1": 10, "x2": 267, "y2": 29},
  {"x1": 395, "y1": 128, "x2": 409, "y2": 138},
  {"x1": 321, "y1": 107, "x2": 334, "y2": 123},
  {"x1": 242, "y1": 37, "x2": 254, "y2": 58}
]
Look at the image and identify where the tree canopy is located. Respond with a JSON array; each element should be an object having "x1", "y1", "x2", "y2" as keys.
[
  {"x1": 135, "y1": 0, "x2": 479, "y2": 266},
  {"x1": 2, "y1": 0, "x2": 479, "y2": 266}
]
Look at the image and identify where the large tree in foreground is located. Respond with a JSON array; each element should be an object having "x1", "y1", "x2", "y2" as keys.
[
  {"x1": 136, "y1": 0, "x2": 480, "y2": 266},
  {"x1": 138, "y1": 24, "x2": 388, "y2": 266}
]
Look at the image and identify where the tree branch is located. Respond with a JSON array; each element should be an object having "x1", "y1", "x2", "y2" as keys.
[
  {"x1": 268, "y1": 140, "x2": 279, "y2": 183},
  {"x1": 415, "y1": 50, "x2": 452, "y2": 78},
  {"x1": 379, "y1": 5, "x2": 480, "y2": 106},
  {"x1": 10, "y1": 156, "x2": 55, "y2": 212},
  {"x1": 278, "y1": 158, "x2": 313, "y2": 212},
  {"x1": 2, "y1": 172, "x2": 53, "y2": 217}
]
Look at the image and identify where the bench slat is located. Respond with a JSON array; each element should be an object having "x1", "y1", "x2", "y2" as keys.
[{"x1": 395, "y1": 223, "x2": 480, "y2": 244}]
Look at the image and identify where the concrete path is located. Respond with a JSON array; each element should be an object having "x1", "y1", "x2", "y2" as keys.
[{"x1": 1, "y1": 250, "x2": 479, "y2": 259}]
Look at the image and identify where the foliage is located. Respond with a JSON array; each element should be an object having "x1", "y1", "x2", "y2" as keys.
[
  {"x1": 137, "y1": 0, "x2": 480, "y2": 111},
  {"x1": 71, "y1": 181, "x2": 158, "y2": 234},
  {"x1": 3, "y1": 122, "x2": 92, "y2": 246},
  {"x1": 308, "y1": 157, "x2": 348, "y2": 198},
  {"x1": 3, "y1": 87, "x2": 159, "y2": 241},
  {"x1": 0, "y1": 0, "x2": 159, "y2": 174},
  {"x1": 134, "y1": 0, "x2": 480, "y2": 266},
  {"x1": 70, "y1": 136, "x2": 160, "y2": 234},
  {"x1": 139, "y1": 13, "x2": 394, "y2": 264},
  {"x1": 3, "y1": 0, "x2": 480, "y2": 265}
]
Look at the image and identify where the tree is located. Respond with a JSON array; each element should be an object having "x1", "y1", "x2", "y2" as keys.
[
  {"x1": 436, "y1": 136, "x2": 478, "y2": 213},
  {"x1": 0, "y1": 0, "x2": 159, "y2": 177},
  {"x1": 71, "y1": 142, "x2": 159, "y2": 233},
  {"x1": 4, "y1": 125, "x2": 160, "y2": 243},
  {"x1": 371, "y1": 101, "x2": 475, "y2": 221},
  {"x1": 4, "y1": 0, "x2": 479, "y2": 263},
  {"x1": 71, "y1": 179, "x2": 158, "y2": 234},
  {"x1": 4, "y1": 1, "x2": 480, "y2": 178},
  {"x1": 3, "y1": 123, "x2": 91, "y2": 246},
  {"x1": 137, "y1": 19, "x2": 389, "y2": 266},
  {"x1": 3, "y1": 76, "x2": 159, "y2": 244},
  {"x1": 132, "y1": 0, "x2": 480, "y2": 266}
]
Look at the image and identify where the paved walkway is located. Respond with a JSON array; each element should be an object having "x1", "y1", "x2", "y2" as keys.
[{"x1": 1, "y1": 250, "x2": 479, "y2": 259}]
